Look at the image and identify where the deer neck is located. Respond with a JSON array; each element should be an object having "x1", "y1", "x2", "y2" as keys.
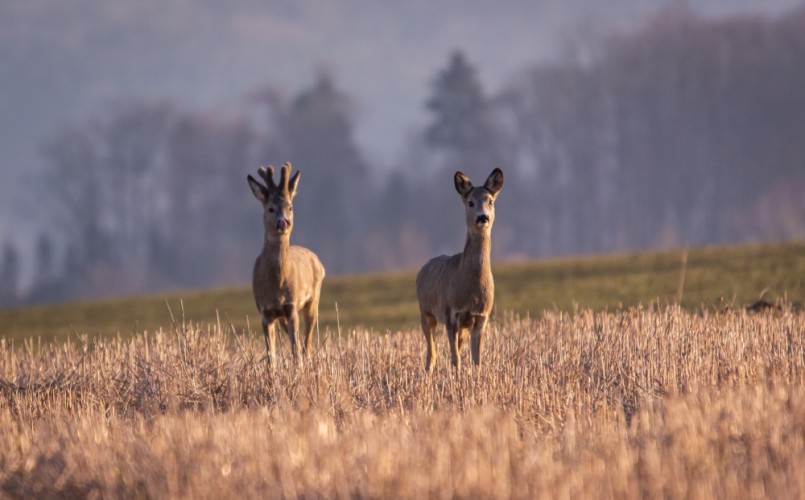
[
  {"x1": 259, "y1": 234, "x2": 291, "y2": 279},
  {"x1": 460, "y1": 230, "x2": 492, "y2": 277}
]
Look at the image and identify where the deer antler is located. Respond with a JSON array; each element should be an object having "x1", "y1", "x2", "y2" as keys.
[
  {"x1": 258, "y1": 166, "x2": 277, "y2": 191},
  {"x1": 279, "y1": 162, "x2": 292, "y2": 193}
]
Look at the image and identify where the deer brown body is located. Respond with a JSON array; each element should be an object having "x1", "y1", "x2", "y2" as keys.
[
  {"x1": 248, "y1": 162, "x2": 325, "y2": 365},
  {"x1": 416, "y1": 168, "x2": 503, "y2": 372}
]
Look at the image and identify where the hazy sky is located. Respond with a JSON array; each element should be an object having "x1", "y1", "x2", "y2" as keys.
[{"x1": 1, "y1": 0, "x2": 800, "y2": 242}]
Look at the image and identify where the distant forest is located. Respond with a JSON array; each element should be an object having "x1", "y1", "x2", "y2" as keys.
[{"x1": 2, "y1": 4, "x2": 804, "y2": 306}]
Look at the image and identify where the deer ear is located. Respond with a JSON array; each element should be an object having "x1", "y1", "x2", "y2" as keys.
[
  {"x1": 454, "y1": 171, "x2": 473, "y2": 197},
  {"x1": 288, "y1": 169, "x2": 300, "y2": 199},
  {"x1": 484, "y1": 168, "x2": 504, "y2": 196},
  {"x1": 247, "y1": 175, "x2": 268, "y2": 204}
]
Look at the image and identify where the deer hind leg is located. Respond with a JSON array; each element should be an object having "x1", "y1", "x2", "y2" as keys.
[
  {"x1": 420, "y1": 312, "x2": 438, "y2": 373},
  {"x1": 301, "y1": 298, "x2": 319, "y2": 360},
  {"x1": 283, "y1": 304, "x2": 301, "y2": 363},
  {"x1": 446, "y1": 317, "x2": 461, "y2": 373},
  {"x1": 470, "y1": 314, "x2": 488, "y2": 367}
]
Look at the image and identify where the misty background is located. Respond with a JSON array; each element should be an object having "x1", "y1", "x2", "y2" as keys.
[{"x1": 1, "y1": 0, "x2": 804, "y2": 307}]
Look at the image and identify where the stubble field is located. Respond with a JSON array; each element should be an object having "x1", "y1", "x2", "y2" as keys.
[{"x1": 1, "y1": 304, "x2": 804, "y2": 498}]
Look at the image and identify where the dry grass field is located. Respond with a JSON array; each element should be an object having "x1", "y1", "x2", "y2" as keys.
[{"x1": 1, "y1": 305, "x2": 804, "y2": 498}]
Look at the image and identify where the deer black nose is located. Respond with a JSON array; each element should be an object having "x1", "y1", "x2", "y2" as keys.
[{"x1": 476, "y1": 214, "x2": 490, "y2": 225}]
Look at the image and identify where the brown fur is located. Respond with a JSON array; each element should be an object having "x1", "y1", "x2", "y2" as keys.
[
  {"x1": 416, "y1": 168, "x2": 503, "y2": 372},
  {"x1": 247, "y1": 162, "x2": 325, "y2": 365}
]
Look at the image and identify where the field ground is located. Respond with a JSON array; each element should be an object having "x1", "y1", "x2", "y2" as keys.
[
  {"x1": 0, "y1": 307, "x2": 803, "y2": 497},
  {"x1": 1, "y1": 240, "x2": 803, "y2": 343}
]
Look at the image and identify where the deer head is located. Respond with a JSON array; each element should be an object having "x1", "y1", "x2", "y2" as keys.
[
  {"x1": 247, "y1": 162, "x2": 301, "y2": 239},
  {"x1": 454, "y1": 168, "x2": 504, "y2": 235}
]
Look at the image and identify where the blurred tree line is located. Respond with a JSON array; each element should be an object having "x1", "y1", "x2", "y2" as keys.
[{"x1": 2, "y1": 4, "x2": 804, "y2": 306}]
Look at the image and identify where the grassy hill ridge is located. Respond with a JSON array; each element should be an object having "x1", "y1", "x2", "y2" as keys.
[{"x1": 1, "y1": 241, "x2": 803, "y2": 343}]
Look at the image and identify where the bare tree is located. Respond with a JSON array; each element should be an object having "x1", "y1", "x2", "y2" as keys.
[
  {"x1": 94, "y1": 100, "x2": 175, "y2": 282},
  {"x1": 40, "y1": 124, "x2": 108, "y2": 273},
  {"x1": 157, "y1": 112, "x2": 256, "y2": 285},
  {"x1": 496, "y1": 4, "x2": 805, "y2": 254},
  {"x1": 27, "y1": 233, "x2": 68, "y2": 303},
  {"x1": 0, "y1": 242, "x2": 20, "y2": 307}
]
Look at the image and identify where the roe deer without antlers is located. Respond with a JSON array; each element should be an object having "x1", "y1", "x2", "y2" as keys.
[
  {"x1": 416, "y1": 168, "x2": 504, "y2": 372},
  {"x1": 247, "y1": 162, "x2": 325, "y2": 365}
]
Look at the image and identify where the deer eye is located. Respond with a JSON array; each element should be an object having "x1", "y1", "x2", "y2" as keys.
[
  {"x1": 268, "y1": 207, "x2": 275, "y2": 213},
  {"x1": 288, "y1": 205, "x2": 293, "y2": 212},
  {"x1": 468, "y1": 201, "x2": 475, "y2": 208}
]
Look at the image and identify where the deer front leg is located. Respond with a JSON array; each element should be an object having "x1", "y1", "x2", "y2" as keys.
[
  {"x1": 262, "y1": 318, "x2": 277, "y2": 369},
  {"x1": 446, "y1": 317, "x2": 461, "y2": 372},
  {"x1": 470, "y1": 315, "x2": 487, "y2": 367}
]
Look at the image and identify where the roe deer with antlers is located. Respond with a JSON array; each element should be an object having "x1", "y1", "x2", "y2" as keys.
[
  {"x1": 416, "y1": 168, "x2": 504, "y2": 372},
  {"x1": 247, "y1": 162, "x2": 325, "y2": 365}
]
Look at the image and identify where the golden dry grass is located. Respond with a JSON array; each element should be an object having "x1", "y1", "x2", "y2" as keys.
[{"x1": 0, "y1": 306, "x2": 804, "y2": 498}]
